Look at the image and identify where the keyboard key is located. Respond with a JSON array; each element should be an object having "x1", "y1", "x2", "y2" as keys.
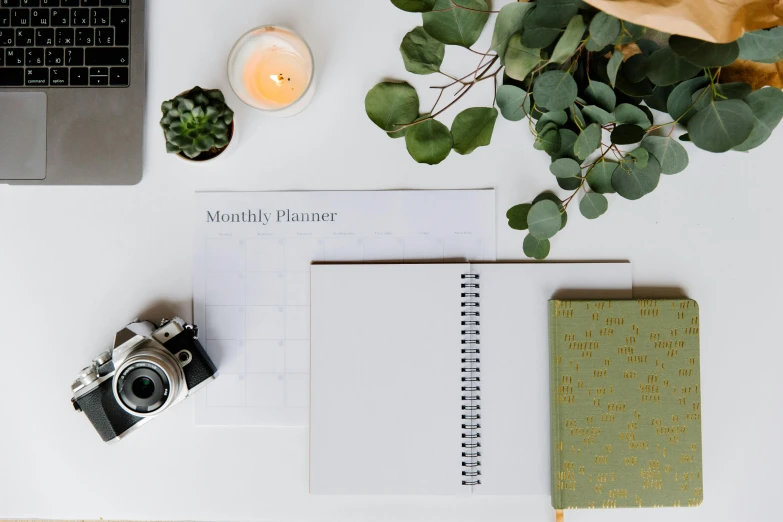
[
  {"x1": 61, "y1": 0, "x2": 77, "y2": 6},
  {"x1": 0, "y1": 8, "x2": 9, "y2": 25},
  {"x1": 30, "y1": 7, "x2": 48, "y2": 25},
  {"x1": 41, "y1": 0, "x2": 59, "y2": 6},
  {"x1": 0, "y1": 28, "x2": 12, "y2": 44},
  {"x1": 89, "y1": 74, "x2": 106, "y2": 85},
  {"x1": 81, "y1": 0, "x2": 98, "y2": 5},
  {"x1": 25, "y1": 66, "x2": 47, "y2": 85},
  {"x1": 11, "y1": 7, "x2": 29, "y2": 25},
  {"x1": 25, "y1": 46, "x2": 42, "y2": 64},
  {"x1": 0, "y1": 51, "x2": 3, "y2": 65},
  {"x1": 1, "y1": 0, "x2": 20, "y2": 7},
  {"x1": 35, "y1": 27, "x2": 52, "y2": 45},
  {"x1": 44, "y1": 45, "x2": 61, "y2": 64},
  {"x1": 109, "y1": 65, "x2": 127, "y2": 85},
  {"x1": 90, "y1": 6, "x2": 106, "y2": 25},
  {"x1": 88, "y1": 65, "x2": 105, "y2": 75},
  {"x1": 69, "y1": 65, "x2": 86, "y2": 84},
  {"x1": 84, "y1": 46, "x2": 125, "y2": 65},
  {"x1": 54, "y1": 26, "x2": 72, "y2": 44},
  {"x1": 21, "y1": 0, "x2": 40, "y2": 6},
  {"x1": 75, "y1": 26, "x2": 91, "y2": 45},
  {"x1": 101, "y1": 0, "x2": 128, "y2": 5},
  {"x1": 15, "y1": 27, "x2": 33, "y2": 45},
  {"x1": 49, "y1": 6, "x2": 66, "y2": 24},
  {"x1": 5, "y1": 47, "x2": 22, "y2": 64},
  {"x1": 109, "y1": 5, "x2": 126, "y2": 44},
  {"x1": 95, "y1": 25, "x2": 110, "y2": 45},
  {"x1": 64, "y1": 44, "x2": 80, "y2": 63},
  {"x1": 0, "y1": 67, "x2": 23, "y2": 85},
  {"x1": 70, "y1": 6, "x2": 86, "y2": 25},
  {"x1": 50, "y1": 66, "x2": 67, "y2": 84}
]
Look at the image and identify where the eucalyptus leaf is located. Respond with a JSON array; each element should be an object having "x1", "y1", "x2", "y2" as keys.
[
  {"x1": 505, "y1": 35, "x2": 542, "y2": 81},
  {"x1": 536, "y1": 110, "x2": 568, "y2": 132},
  {"x1": 400, "y1": 26, "x2": 445, "y2": 74},
  {"x1": 667, "y1": 76, "x2": 709, "y2": 124},
  {"x1": 391, "y1": 0, "x2": 436, "y2": 12},
  {"x1": 586, "y1": 159, "x2": 617, "y2": 193},
  {"x1": 607, "y1": 51, "x2": 624, "y2": 88},
  {"x1": 507, "y1": 203, "x2": 532, "y2": 230},
  {"x1": 574, "y1": 123, "x2": 601, "y2": 160},
  {"x1": 691, "y1": 82, "x2": 752, "y2": 112},
  {"x1": 492, "y1": 2, "x2": 535, "y2": 63},
  {"x1": 626, "y1": 147, "x2": 649, "y2": 169},
  {"x1": 615, "y1": 103, "x2": 652, "y2": 128},
  {"x1": 580, "y1": 192, "x2": 608, "y2": 219},
  {"x1": 679, "y1": 133, "x2": 691, "y2": 142},
  {"x1": 612, "y1": 155, "x2": 661, "y2": 200},
  {"x1": 365, "y1": 82, "x2": 420, "y2": 133},
  {"x1": 583, "y1": 104, "x2": 614, "y2": 125},
  {"x1": 687, "y1": 99, "x2": 754, "y2": 153},
  {"x1": 523, "y1": 234, "x2": 551, "y2": 260},
  {"x1": 557, "y1": 175, "x2": 583, "y2": 190},
  {"x1": 611, "y1": 124, "x2": 645, "y2": 145},
  {"x1": 535, "y1": 127, "x2": 562, "y2": 155},
  {"x1": 451, "y1": 107, "x2": 498, "y2": 155},
  {"x1": 552, "y1": 129, "x2": 579, "y2": 161},
  {"x1": 669, "y1": 35, "x2": 740, "y2": 68},
  {"x1": 521, "y1": 24, "x2": 560, "y2": 48},
  {"x1": 737, "y1": 27, "x2": 783, "y2": 61},
  {"x1": 622, "y1": 53, "x2": 648, "y2": 83},
  {"x1": 533, "y1": 70, "x2": 578, "y2": 111},
  {"x1": 589, "y1": 11, "x2": 620, "y2": 48},
  {"x1": 615, "y1": 74, "x2": 655, "y2": 97},
  {"x1": 526, "y1": 1, "x2": 577, "y2": 30},
  {"x1": 533, "y1": 192, "x2": 568, "y2": 229},
  {"x1": 527, "y1": 200, "x2": 563, "y2": 240},
  {"x1": 422, "y1": 0, "x2": 489, "y2": 48},
  {"x1": 643, "y1": 85, "x2": 674, "y2": 112},
  {"x1": 641, "y1": 135, "x2": 689, "y2": 174},
  {"x1": 584, "y1": 81, "x2": 616, "y2": 112},
  {"x1": 646, "y1": 46, "x2": 701, "y2": 86},
  {"x1": 615, "y1": 20, "x2": 645, "y2": 44},
  {"x1": 550, "y1": 15, "x2": 586, "y2": 64},
  {"x1": 496, "y1": 85, "x2": 530, "y2": 121},
  {"x1": 570, "y1": 105, "x2": 586, "y2": 128},
  {"x1": 636, "y1": 38, "x2": 660, "y2": 56},
  {"x1": 405, "y1": 118, "x2": 453, "y2": 164},
  {"x1": 733, "y1": 87, "x2": 783, "y2": 151},
  {"x1": 550, "y1": 157, "x2": 582, "y2": 178}
]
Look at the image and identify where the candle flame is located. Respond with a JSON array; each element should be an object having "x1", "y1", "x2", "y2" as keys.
[{"x1": 270, "y1": 74, "x2": 285, "y2": 87}]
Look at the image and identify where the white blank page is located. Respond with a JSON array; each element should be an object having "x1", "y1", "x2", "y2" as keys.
[
  {"x1": 310, "y1": 264, "x2": 468, "y2": 495},
  {"x1": 473, "y1": 263, "x2": 632, "y2": 495}
]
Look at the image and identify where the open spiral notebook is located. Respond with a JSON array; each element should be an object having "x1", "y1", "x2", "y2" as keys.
[{"x1": 309, "y1": 262, "x2": 632, "y2": 495}]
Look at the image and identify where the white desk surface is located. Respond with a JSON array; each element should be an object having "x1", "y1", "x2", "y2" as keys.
[{"x1": 0, "y1": 1, "x2": 780, "y2": 521}]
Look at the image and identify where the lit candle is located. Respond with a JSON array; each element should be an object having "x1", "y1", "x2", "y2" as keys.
[{"x1": 228, "y1": 26, "x2": 315, "y2": 117}]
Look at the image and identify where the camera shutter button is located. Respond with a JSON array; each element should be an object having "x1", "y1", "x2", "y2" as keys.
[
  {"x1": 94, "y1": 351, "x2": 112, "y2": 366},
  {"x1": 77, "y1": 366, "x2": 98, "y2": 386}
]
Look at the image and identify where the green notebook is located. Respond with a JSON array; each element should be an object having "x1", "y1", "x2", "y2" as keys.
[{"x1": 549, "y1": 299, "x2": 703, "y2": 511}]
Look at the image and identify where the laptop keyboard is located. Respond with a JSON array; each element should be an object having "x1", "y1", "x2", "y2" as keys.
[{"x1": 0, "y1": 0, "x2": 130, "y2": 88}]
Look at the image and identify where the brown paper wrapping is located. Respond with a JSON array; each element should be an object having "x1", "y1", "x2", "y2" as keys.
[{"x1": 583, "y1": 0, "x2": 783, "y2": 43}]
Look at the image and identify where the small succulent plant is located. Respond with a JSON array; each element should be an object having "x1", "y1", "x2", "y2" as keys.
[{"x1": 160, "y1": 86, "x2": 235, "y2": 160}]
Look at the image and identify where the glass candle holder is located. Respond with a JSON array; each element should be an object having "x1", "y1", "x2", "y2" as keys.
[{"x1": 228, "y1": 25, "x2": 316, "y2": 117}]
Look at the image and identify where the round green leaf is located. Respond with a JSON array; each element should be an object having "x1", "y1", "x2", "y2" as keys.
[
  {"x1": 584, "y1": 81, "x2": 616, "y2": 112},
  {"x1": 525, "y1": 3, "x2": 576, "y2": 30},
  {"x1": 451, "y1": 107, "x2": 498, "y2": 155},
  {"x1": 622, "y1": 53, "x2": 648, "y2": 83},
  {"x1": 579, "y1": 192, "x2": 608, "y2": 219},
  {"x1": 586, "y1": 159, "x2": 617, "y2": 193},
  {"x1": 405, "y1": 119, "x2": 453, "y2": 164},
  {"x1": 535, "y1": 127, "x2": 562, "y2": 155},
  {"x1": 611, "y1": 124, "x2": 645, "y2": 145},
  {"x1": 523, "y1": 234, "x2": 551, "y2": 260},
  {"x1": 552, "y1": 128, "x2": 579, "y2": 161},
  {"x1": 492, "y1": 2, "x2": 535, "y2": 63},
  {"x1": 640, "y1": 135, "x2": 689, "y2": 174},
  {"x1": 521, "y1": 25, "x2": 560, "y2": 48},
  {"x1": 733, "y1": 87, "x2": 783, "y2": 151},
  {"x1": 527, "y1": 200, "x2": 563, "y2": 240},
  {"x1": 687, "y1": 99, "x2": 754, "y2": 153},
  {"x1": 669, "y1": 35, "x2": 740, "y2": 67},
  {"x1": 615, "y1": 75, "x2": 654, "y2": 97},
  {"x1": 550, "y1": 157, "x2": 582, "y2": 178},
  {"x1": 505, "y1": 35, "x2": 542, "y2": 81},
  {"x1": 400, "y1": 26, "x2": 445, "y2": 75},
  {"x1": 582, "y1": 105, "x2": 614, "y2": 125},
  {"x1": 391, "y1": 0, "x2": 436, "y2": 12},
  {"x1": 496, "y1": 85, "x2": 530, "y2": 121},
  {"x1": 507, "y1": 203, "x2": 532, "y2": 230},
  {"x1": 533, "y1": 71, "x2": 578, "y2": 111},
  {"x1": 536, "y1": 110, "x2": 568, "y2": 132},
  {"x1": 690, "y1": 82, "x2": 752, "y2": 114},
  {"x1": 533, "y1": 192, "x2": 568, "y2": 229},
  {"x1": 737, "y1": 27, "x2": 783, "y2": 61},
  {"x1": 615, "y1": 103, "x2": 651, "y2": 128},
  {"x1": 643, "y1": 85, "x2": 674, "y2": 113},
  {"x1": 615, "y1": 20, "x2": 646, "y2": 44},
  {"x1": 570, "y1": 105, "x2": 586, "y2": 129},
  {"x1": 365, "y1": 82, "x2": 420, "y2": 133},
  {"x1": 422, "y1": 0, "x2": 489, "y2": 48},
  {"x1": 646, "y1": 46, "x2": 701, "y2": 86},
  {"x1": 626, "y1": 147, "x2": 649, "y2": 169},
  {"x1": 607, "y1": 50, "x2": 624, "y2": 88},
  {"x1": 589, "y1": 12, "x2": 620, "y2": 48},
  {"x1": 574, "y1": 123, "x2": 602, "y2": 160},
  {"x1": 637, "y1": 38, "x2": 660, "y2": 56},
  {"x1": 550, "y1": 15, "x2": 586, "y2": 64},
  {"x1": 667, "y1": 76, "x2": 709, "y2": 124},
  {"x1": 557, "y1": 175, "x2": 583, "y2": 190},
  {"x1": 612, "y1": 155, "x2": 661, "y2": 200}
]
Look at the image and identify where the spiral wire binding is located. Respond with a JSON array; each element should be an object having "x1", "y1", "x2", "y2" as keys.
[{"x1": 460, "y1": 273, "x2": 481, "y2": 486}]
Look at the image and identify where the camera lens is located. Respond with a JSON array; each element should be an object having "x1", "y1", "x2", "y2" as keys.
[{"x1": 132, "y1": 376, "x2": 155, "y2": 399}]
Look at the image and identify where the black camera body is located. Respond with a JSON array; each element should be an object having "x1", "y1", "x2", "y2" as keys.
[{"x1": 71, "y1": 318, "x2": 217, "y2": 442}]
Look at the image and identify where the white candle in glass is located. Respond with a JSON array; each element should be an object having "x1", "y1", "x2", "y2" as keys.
[{"x1": 228, "y1": 26, "x2": 316, "y2": 117}]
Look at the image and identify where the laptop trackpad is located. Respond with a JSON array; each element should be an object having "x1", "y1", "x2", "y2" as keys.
[{"x1": 0, "y1": 92, "x2": 46, "y2": 180}]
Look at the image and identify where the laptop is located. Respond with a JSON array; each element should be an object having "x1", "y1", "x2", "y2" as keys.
[{"x1": 0, "y1": 0, "x2": 145, "y2": 185}]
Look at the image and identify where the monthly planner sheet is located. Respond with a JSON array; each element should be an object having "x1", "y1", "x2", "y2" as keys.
[{"x1": 193, "y1": 190, "x2": 495, "y2": 426}]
